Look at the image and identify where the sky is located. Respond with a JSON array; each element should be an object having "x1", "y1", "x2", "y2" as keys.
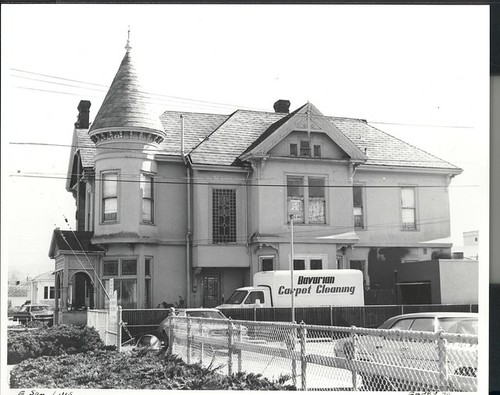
[{"x1": 1, "y1": 4, "x2": 489, "y2": 283}]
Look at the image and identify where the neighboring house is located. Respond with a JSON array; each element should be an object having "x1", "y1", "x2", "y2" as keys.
[
  {"x1": 49, "y1": 39, "x2": 462, "y2": 317},
  {"x1": 29, "y1": 271, "x2": 56, "y2": 307}
]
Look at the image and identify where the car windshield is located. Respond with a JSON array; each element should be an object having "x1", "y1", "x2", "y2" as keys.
[
  {"x1": 186, "y1": 311, "x2": 226, "y2": 319},
  {"x1": 439, "y1": 317, "x2": 478, "y2": 335},
  {"x1": 31, "y1": 306, "x2": 50, "y2": 312},
  {"x1": 225, "y1": 290, "x2": 248, "y2": 304}
]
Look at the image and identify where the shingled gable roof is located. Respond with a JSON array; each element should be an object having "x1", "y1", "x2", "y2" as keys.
[
  {"x1": 89, "y1": 47, "x2": 164, "y2": 135},
  {"x1": 240, "y1": 102, "x2": 368, "y2": 162},
  {"x1": 49, "y1": 229, "x2": 104, "y2": 258},
  {"x1": 149, "y1": 107, "x2": 461, "y2": 172}
]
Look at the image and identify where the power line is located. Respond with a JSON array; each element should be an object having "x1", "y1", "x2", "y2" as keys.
[
  {"x1": 10, "y1": 172, "x2": 478, "y2": 189},
  {"x1": 10, "y1": 67, "x2": 475, "y2": 129},
  {"x1": 9, "y1": 141, "x2": 464, "y2": 166}
]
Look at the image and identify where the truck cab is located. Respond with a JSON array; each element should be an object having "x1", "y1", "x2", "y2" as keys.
[{"x1": 218, "y1": 286, "x2": 271, "y2": 308}]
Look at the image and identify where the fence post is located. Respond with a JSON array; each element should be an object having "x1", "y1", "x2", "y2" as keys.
[
  {"x1": 291, "y1": 322, "x2": 297, "y2": 388},
  {"x1": 237, "y1": 323, "x2": 243, "y2": 373},
  {"x1": 253, "y1": 305, "x2": 257, "y2": 321},
  {"x1": 187, "y1": 316, "x2": 192, "y2": 365},
  {"x1": 117, "y1": 306, "x2": 122, "y2": 353},
  {"x1": 349, "y1": 326, "x2": 359, "y2": 391},
  {"x1": 167, "y1": 315, "x2": 174, "y2": 355},
  {"x1": 437, "y1": 330, "x2": 449, "y2": 392},
  {"x1": 299, "y1": 321, "x2": 307, "y2": 391},
  {"x1": 228, "y1": 318, "x2": 234, "y2": 376},
  {"x1": 105, "y1": 311, "x2": 109, "y2": 345},
  {"x1": 199, "y1": 320, "x2": 204, "y2": 364}
]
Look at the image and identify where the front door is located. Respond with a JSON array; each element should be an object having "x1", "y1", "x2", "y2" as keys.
[{"x1": 202, "y1": 274, "x2": 221, "y2": 308}]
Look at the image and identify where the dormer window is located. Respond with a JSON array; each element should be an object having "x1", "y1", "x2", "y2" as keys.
[
  {"x1": 300, "y1": 140, "x2": 311, "y2": 157},
  {"x1": 290, "y1": 143, "x2": 298, "y2": 157}
]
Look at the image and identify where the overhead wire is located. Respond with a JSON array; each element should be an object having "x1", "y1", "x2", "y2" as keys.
[
  {"x1": 9, "y1": 141, "x2": 471, "y2": 166},
  {"x1": 10, "y1": 172, "x2": 478, "y2": 189},
  {"x1": 9, "y1": 67, "x2": 475, "y2": 129}
]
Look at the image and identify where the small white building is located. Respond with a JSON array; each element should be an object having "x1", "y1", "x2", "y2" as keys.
[
  {"x1": 30, "y1": 271, "x2": 56, "y2": 307},
  {"x1": 463, "y1": 230, "x2": 479, "y2": 260}
]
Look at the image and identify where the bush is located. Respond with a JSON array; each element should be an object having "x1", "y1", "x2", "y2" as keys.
[
  {"x1": 8, "y1": 324, "x2": 112, "y2": 364},
  {"x1": 10, "y1": 350, "x2": 295, "y2": 390}
]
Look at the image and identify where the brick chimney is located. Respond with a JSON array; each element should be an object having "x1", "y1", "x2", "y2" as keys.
[
  {"x1": 75, "y1": 100, "x2": 91, "y2": 129},
  {"x1": 273, "y1": 99, "x2": 290, "y2": 114}
]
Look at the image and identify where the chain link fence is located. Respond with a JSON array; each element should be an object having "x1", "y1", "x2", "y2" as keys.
[{"x1": 166, "y1": 316, "x2": 478, "y2": 392}]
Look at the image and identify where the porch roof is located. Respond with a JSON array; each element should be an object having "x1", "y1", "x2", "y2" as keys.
[{"x1": 49, "y1": 229, "x2": 104, "y2": 258}]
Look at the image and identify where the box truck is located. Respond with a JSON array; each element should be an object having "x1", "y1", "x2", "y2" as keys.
[{"x1": 217, "y1": 269, "x2": 364, "y2": 309}]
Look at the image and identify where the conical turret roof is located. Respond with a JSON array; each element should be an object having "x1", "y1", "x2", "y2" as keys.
[{"x1": 89, "y1": 46, "x2": 164, "y2": 135}]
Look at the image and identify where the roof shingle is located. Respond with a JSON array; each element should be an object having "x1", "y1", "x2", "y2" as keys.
[{"x1": 89, "y1": 50, "x2": 164, "y2": 135}]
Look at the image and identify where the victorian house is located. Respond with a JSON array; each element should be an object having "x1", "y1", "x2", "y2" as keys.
[{"x1": 49, "y1": 40, "x2": 462, "y2": 322}]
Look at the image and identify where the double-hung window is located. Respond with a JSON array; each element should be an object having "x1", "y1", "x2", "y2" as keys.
[
  {"x1": 102, "y1": 172, "x2": 118, "y2": 222},
  {"x1": 212, "y1": 189, "x2": 237, "y2": 243},
  {"x1": 401, "y1": 186, "x2": 417, "y2": 230},
  {"x1": 102, "y1": 258, "x2": 137, "y2": 309},
  {"x1": 287, "y1": 176, "x2": 326, "y2": 224},
  {"x1": 140, "y1": 173, "x2": 154, "y2": 224},
  {"x1": 353, "y1": 185, "x2": 364, "y2": 229}
]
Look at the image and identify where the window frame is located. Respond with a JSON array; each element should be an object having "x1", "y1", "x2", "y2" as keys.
[
  {"x1": 140, "y1": 172, "x2": 155, "y2": 225},
  {"x1": 291, "y1": 255, "x2": 327, "y2": 270},
  {"x1": 102, "y1": 257, "x2": 139, "y2": 309},
  {"x1": 353, "y1": 184, "x2": 365, "y2": 230},
  {"x1": 299, "y1": 140, "x2": 311, "y2": 157},
  {"x1": 400, "y1": 185, "x2": 418, "y2": 231},
  {"x1": 259, "y1": 256, "x2": 275, "y2": 272},
  {"x1": 286, "y1": 174, "x2": 327, "y2": 225},
  {"x1": 101, "y1": 171, "x2": 119, "y2": 224},
  {"x1": 212, "y1": 188, "x2": 237, "y2": 244}
]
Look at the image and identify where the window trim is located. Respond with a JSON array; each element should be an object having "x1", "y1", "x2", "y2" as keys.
[
  {"x1": 400, "y1": 185, "x2": 418, "y2": 231},
  {"x1": 100, "y1": 170, "x2": 119, "y2": 224},
  {"x1": 285, "y1": 174, "x2": 328, "y2": 225}
]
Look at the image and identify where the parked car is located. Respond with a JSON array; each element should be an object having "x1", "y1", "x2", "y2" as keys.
[
  {"x1": 158, "y1": 308, "x2": 248, "y2": 348},
  {"x1": 334, "y1": 312, "x2": 478, "y2": 391},
  {"x1": 12, "y1": 304, "x2": 54, "y2": 326}
]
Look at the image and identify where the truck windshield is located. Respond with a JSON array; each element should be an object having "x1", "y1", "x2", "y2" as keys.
[{"x1": 225, "y1": 290, "x2": 248, "y2": 304}]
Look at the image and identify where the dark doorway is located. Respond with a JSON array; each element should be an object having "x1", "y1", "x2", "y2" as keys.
[
  {"x1": 202, "y1": 274, "x2": 221, "y2": 308},
  {"x1": 73, "y1": 272, "x2": 94, "y2": 309},
  {"x1": 398, "y1": 282, "x2": 432, "y2": 304}
]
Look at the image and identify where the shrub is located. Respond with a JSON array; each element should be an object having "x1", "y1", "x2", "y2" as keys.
[
  {"x1": 7, "y1": 324, "x2": 112, "y2": 364},
  {"x1": 10, "y1": 350, "x2": 295, "y2": 390}
]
